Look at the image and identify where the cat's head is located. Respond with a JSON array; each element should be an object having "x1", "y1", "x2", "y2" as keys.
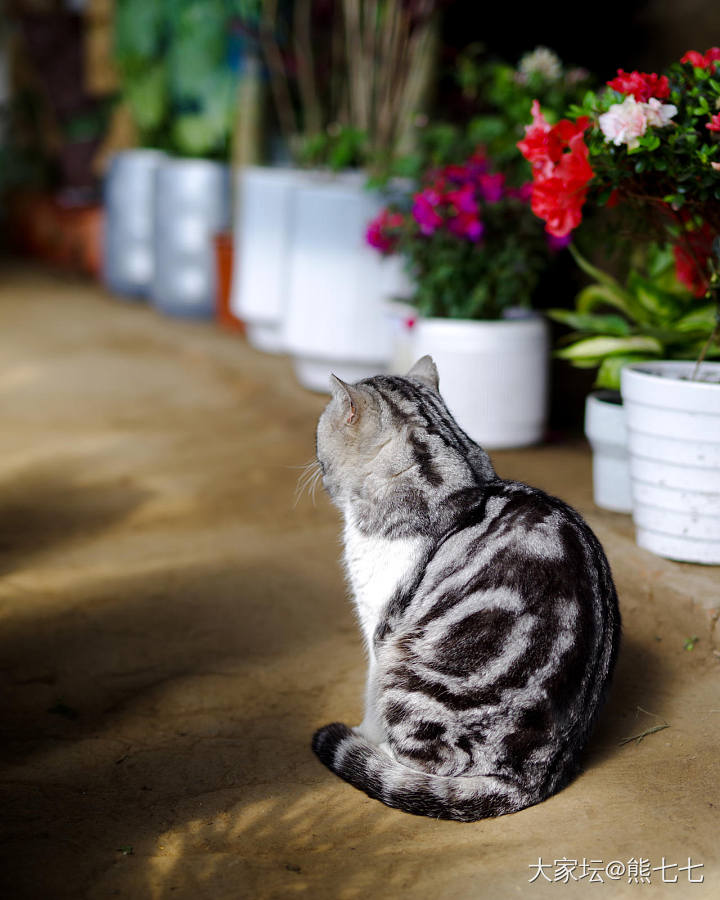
[{"x1": 316, "y1": 356, "x2": 440, "y2": 506}]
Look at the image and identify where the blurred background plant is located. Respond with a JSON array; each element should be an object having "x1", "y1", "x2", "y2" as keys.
[
  {"x1": 257, "y1": 0, "x2": 439, "y2": 172},
  {"x1": 389, "y1": 44, "x2": 594, "y2": 185},
  {"x1": 113, "y1": 0, "x2": 260, "y2": 160}
]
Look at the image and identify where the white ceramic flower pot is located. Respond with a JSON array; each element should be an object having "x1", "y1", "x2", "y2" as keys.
[
  {"x1": 411, "y1": 314, "x2": 549, "y2": 448},
  {"x1": 584, "y1": 390, "x2": 633, "y2": 513},
  {"x1": 229, "y1": 166, "x2": 303, "y2": 353},
  {"x1": 103, "y1": 149, "x2": 167, "y2": 298},
  {"x1": 621, "y1": 361, "x2": 720, "y2": 564},
  {"x1": 282, "y1": 171, "x2": 409, "y2": 392},
  {"x1": 151, "y1": 158, "x2": 231, "y2": 318}
]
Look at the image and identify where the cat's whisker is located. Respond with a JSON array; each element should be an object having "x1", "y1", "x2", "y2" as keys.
[{"x1": 294, "y1": 459, "x2": 323, "y2": 508}]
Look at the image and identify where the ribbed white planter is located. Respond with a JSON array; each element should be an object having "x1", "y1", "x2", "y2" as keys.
[
  {"x1": 103, "y1": 149, "x2": 167, "y2": 298},
  {"x1": 621, "y1": 361, "x2": 720, "y2": 564},
  {"x1": 584, "y1": 391, "x2": 632, "y2": 513},
  {"x1": 229, "y1": 166, "x2": 303, "y2": 353},
  {"x1": 411, "y1": 314, "x2": 549, "y2": 448},
  {"x1": 151, "y1": 158, "x2": 231, "y2": 318},
  {"x1": 282, "y1": 171, "x2": 409, "y2": 391}
]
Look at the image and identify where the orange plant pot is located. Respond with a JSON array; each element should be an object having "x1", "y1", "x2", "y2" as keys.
[{"x1": 214, "y1": 232, "x2": 244, "y2": 332}]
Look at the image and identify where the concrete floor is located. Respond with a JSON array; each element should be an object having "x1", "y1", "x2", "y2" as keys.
[{"x1": 0, "y1": 266, "x2": 718, "y2": 900}]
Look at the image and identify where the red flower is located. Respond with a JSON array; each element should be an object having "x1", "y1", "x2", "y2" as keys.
[
  {"x1": 673, "y1": 224, "x2": 714, "y2": 297},
  {"x1": 518, "y1": 102, "x2": 594, "y2": 237},
  {"x1": 681, "y1": 47, "x2": 720, "y2": 69},
  {"x1": 530, "y1": 133, "x2": 594, "y2": 237},
  {"x1": 706, "y1": 113, "x2": 720, "y2": 132},
  {"x1": 607, "y1": 69, "x2": 670, "y2": 102},
  {"x1": 517, "y1": 101, "x2": 590, "y2": 179}
]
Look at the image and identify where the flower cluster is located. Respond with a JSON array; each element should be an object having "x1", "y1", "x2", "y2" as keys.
[
  {"x1": 518, "y1": 48, "x2": 720, "y2": 295},
  {"x1": 606, "y1": 69, "x2": 670, "y2": 102},
  {"x1": 366, "y1": 150, "x2": 554, "y2": 319},
  {"x1": 368, "y1": 152, "x2": 511, "y2": 252},
  {"x1": 680, "y1": 48, "x2": 720, "y2": 69},
  {"x1": 516, "y1": 101, "x2": 593, "y2": 236}
]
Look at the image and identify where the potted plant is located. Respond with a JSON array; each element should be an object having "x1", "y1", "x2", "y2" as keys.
[
  {"x1": 230, "y1": 0, "x2": 437, "y2": 378},
  {"x1": 549, "y1": 244, "x2": 716, "y2": 513},
  {"x1": 366, "y1": 148, "x2": 558, "y2": 448},
  {"x1": 518, "y1": 48, "x2": 720, "y2": 562},
  {"x1": 110, "y1": 0, "x2": 242, "y2": 315}
]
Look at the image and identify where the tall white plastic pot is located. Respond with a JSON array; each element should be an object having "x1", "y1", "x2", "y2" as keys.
[
  {"x1": 282, "y1": 172, "x2": 409, "y2": 391},
  {"x1": 621, "y1": 361, "x2": 720, "y2": 564},
  {"x1": 151, "y1": 158, "x2": 231, "y2": 318},
  {"x1": 103, "y1": 149, "x2": 167, "y2": 298},
  {"x1": 411, "y1": 315, "x2": 549, "y2": 449},
  {"x1": 229, "y1": 166, "x2": 303, "y2": 353},
  {"x1": 584, "y1": 390, "x2": 632, "y2": 513}
]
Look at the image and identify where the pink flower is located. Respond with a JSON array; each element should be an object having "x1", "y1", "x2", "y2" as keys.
[
  {"x1": 706, "y1": 113, "x2": 720, "y2": 132},
  {"x1": 445, "y1": 183, "x2": 478, "y2": 215},
  {"x1": 412, "y1": 190, "x2": 444, "y2": 235},
  {"x1": 546, "y1": 232, "x2": 572, "y2": 251},
  {"x1": 607, "y1": 69, "x2": 670, "y2": 102},
  {"x1": 642, "y1": 97, "x2": 678, "y2": 127},
  {"x1": 478, "y1": 173, "x2": 505, "y2": 204},
  {"x1": 508, "y1": 182, "x2": 533, "y2": 203},
  {"x1": 598, "y1": 97, "x2": 648, "y2": 148},
  {"x1": 598, "y1": 97, "x2": 676, "y2": 149},
  {"x1": 447, "y1": 212, "x2": 484, "y2": 241}
]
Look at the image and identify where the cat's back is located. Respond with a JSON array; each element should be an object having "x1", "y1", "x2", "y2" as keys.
[{"x1": 395, "y1": 478, "x2": 617, "y2": 669}]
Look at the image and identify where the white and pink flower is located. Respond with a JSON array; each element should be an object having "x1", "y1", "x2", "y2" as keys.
[{"x1": 598, "y1": 96, "x2": 677, "y2": 150}]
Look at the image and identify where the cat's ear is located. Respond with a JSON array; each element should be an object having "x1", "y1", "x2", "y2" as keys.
[
  {"x1": 407, "y1": 355, "x2": 439, "y2": 391},
  {"x1": 329, "y1": 374, "x2": 363, "y2": 425}
]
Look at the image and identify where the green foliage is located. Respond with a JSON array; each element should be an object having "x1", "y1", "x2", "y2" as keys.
[
  {"x1": 113, "y1": 0, "x2": 259, "y2": 158},
  {"x1": 549, "y1": 244, "x2": 720, "y2": 388},
  {"x1": 396, "y1": 46, "x2": 594, "y2": 184}
]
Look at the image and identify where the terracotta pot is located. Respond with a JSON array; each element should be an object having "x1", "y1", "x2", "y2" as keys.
[
  {"x1": 9, "y1": 192, "x2": 103, "y2": 277},
  {"x1": 214, "y1": 232, "x2": 243, "y2": 332}
]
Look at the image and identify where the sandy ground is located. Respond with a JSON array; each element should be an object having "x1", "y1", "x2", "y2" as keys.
[{"x1": 0, "y1": 265, "x2": 718, "y2": 900}]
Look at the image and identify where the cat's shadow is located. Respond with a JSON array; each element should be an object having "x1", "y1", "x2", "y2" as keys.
[{"x1": 583, "y1": 632, "x2": 670, "y2": 769}]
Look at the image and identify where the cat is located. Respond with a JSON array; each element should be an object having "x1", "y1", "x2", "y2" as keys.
[{"x1": 311, "y1": 356, "x2": 620, "y2": 821}]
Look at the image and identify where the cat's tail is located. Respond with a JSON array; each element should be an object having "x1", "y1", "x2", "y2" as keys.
[{"x1": 312, "y1": 722, "x2": 536, "y2": 822}]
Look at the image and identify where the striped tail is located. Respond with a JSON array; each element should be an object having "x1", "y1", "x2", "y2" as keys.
[{"x1": 312, "y1": 723, "x2": 536, "y2": 822}]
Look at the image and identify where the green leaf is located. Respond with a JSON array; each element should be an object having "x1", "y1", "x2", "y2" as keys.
[
  {"x1": 626, "y1": 272, "x2": 683, "y2": 323},
  {"x1": 556, "y1": 335, "x2": 663, "y2": 361},
  {"x1": 547, "y1": 309, "x2": 631, "y2": 336},
  {"x1": 569, "y1": 243, "x2": 627, "y2": 292},
  {"x1": 576, "y1": 284, "x2": 636, "y2": 317},
  {"x1": 595, "y1": 354, "x2": 651, "y2": 390}
]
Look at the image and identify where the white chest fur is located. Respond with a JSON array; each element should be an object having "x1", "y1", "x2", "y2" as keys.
[{"x1": 342, "y1": 513, "x2": 424, "y2": 656}]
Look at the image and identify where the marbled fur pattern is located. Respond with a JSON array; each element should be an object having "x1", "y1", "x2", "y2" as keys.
[{"x1": 312, "y1": 357, "x2": 620, "y2": 821}]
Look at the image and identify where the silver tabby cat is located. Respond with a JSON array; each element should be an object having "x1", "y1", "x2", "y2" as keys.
[{"x1": 311, "y1": 356, "x2": 620, "y2": 821}]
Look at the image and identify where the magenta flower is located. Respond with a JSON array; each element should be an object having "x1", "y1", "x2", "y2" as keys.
[
  {"x1": 366, "y1": 209, "x2": 404, "y2": 254},
  {"x1": 546, "y1": 232, "x2": 572, "y2": 251},
  {"x1": 478, "y1": 173, "x2": 505, "y2": 204},
  {"x1": 446, "y1": 183, "x2": 478, "y2": 215},
  {"x1": 447, "y1": 211, "x2": 485, "y2": 242},
  {"x1": 412, "y1": 190, "x2": 444, "y2": 235}
]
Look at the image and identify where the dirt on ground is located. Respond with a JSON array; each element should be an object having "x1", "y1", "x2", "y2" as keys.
[{"x1": 0, "y1": 266, "x2": 718, "y2": 899}]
